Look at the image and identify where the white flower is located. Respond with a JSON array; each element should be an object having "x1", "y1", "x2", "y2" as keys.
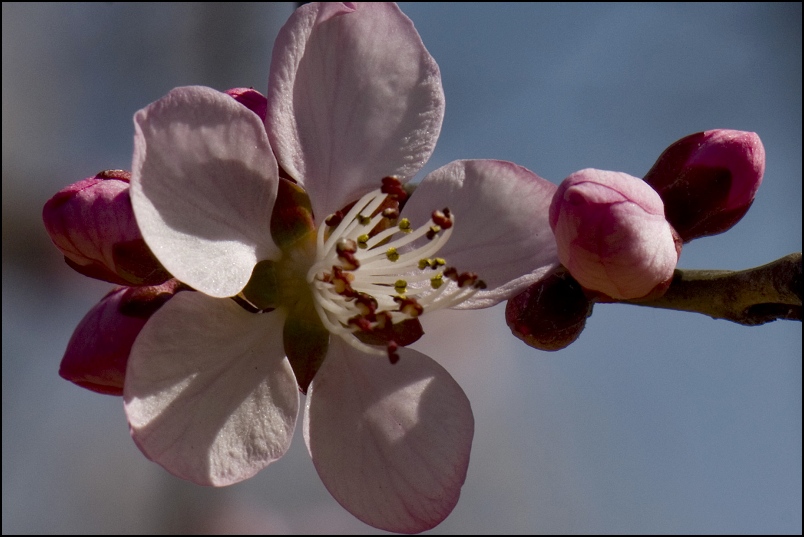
[{"x1": 126, "y1": 3, "x2": 557, "y2": 533}]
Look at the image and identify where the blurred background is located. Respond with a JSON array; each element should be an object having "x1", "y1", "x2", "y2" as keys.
[{"x1": 2, "y1": 2, "x2": 801, "y2": 534}]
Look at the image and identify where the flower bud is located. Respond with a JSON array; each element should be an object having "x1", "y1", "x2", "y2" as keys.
[
  {"x1": 550, "y1": 169, "x2": 681, "y2": 300},
  {"x1": 225, "y1": 87, "x2": 267, "y2": 122},
  {"x1": 643, "y1": 130, "x2": 765, "y2": 242},
  {"x1": 505, "y1": 268, "x2": 592, "y2": 351},
  {"x1": 59, "y1": 280, "x2": 184, "y2": 395},
  {"x1": 42, "y1": 170, "x2": 170, "y2": 286}
]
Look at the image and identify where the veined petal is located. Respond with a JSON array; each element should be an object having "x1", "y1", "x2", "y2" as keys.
[
  {"x1": 267, "y1": 2, "x2": 444, "y2": 220},
  {"x1": 131, "y1": 86, "x2": 280, "y2": 298},
  {"x1": 304, "y1": 339, "x2": 473, "y2": 534},
  {"x1": 402, "y1": 160, "x2": 560, "y2": 309},
  {"x1": 124, "y1": 292, "x2": 298, "y2": 486}
]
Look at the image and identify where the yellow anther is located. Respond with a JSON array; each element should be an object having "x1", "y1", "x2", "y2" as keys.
[
  {"x1": 430, "y1": 273, "x2": 444, "y2": 289},
  {"x1": 386, "y1": 247, "x2": 400, "y2": 262},
  {"x1": 418, "y1": 257, "x2": 446, "y2": 270},
  {"x1": 394, "y1": 279, "x2": 408, "y2": 293},
  {"x1": 398, "y1": 218, "x2": 412, "y2": 233},
  {"x1": 357, "y1": 234, "x2": 369, "y2": 248},
  {"x1": 357, "y1": 214, "x2": 371, "y2": 225}
]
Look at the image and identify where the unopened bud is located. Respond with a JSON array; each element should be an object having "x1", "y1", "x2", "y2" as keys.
[
  {"x1": 225, "y1": 88, "x2": 267, "y2": 122},
  {"x1": 643, "y1": 129, "x2": 765, "y2": 242},
  {"x1": 59, "y1": 280, "x2": 184, "y2": 395},
  {"x1": 505, "y1": 268, "x2": 592, "y2": 351},
  {"x1": 42, "y1": 170, "x2": 170, "y2": 286},
  {"x1": 550, "y1": 169, "x2": 681, "y2": 300}
]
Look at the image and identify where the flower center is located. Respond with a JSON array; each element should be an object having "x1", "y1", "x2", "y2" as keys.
[{"x1": 306, "y1": 177, "x2": 486, "y2": 362}]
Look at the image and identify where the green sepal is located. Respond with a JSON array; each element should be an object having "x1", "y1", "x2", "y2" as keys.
[
  {"x1": 241, "y1": 260, "x2": 279, "y2": 310},
  {"x1": 271, "y1": 178, "x2": 316, "y2": 250},
  {"x1": 283, "y1": 298, "x2": 329, "y2": 394}
]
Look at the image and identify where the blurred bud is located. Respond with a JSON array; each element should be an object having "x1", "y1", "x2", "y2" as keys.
[
  {"x1": 643, "y1": 129, "x2": 765, "y2": 242},
  {"x1": 550, "y1": 169, "x2": 681, "y2": 300},
  {"x1": 225, "y1": 87, "x2": 267, "y2": 122},
  {"x1": 59, "y1": 280, "x2": 185, "y2": 395},
  {"x1": 42, "y1": 170, "x2": 170, "y2": 286},
  {"x1": 505, "y1": 268, "x2": 592, "y2": 351}
]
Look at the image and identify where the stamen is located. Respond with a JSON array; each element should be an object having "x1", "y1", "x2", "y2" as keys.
[
  {"x1": 431, "y1": 208, "x2": 453, "y2": 229},
  {"x1": 325, "y1": 211, "x2": 343, "y2": 228},
  {"x1": 335, "y1": 238, "x2": 360, "y2": 270},
  {"x1": 382, "y1": 207, "x2": 400, "y2": 220},
  {"x1": 381, "y1": 176, "x2": 407, "y2": 202},
  {"x1": 394, "y1": 296, "x2": 424, "y2": 318},
  {"x1": 387, "y1": 341, "x2": 400, "y2": 364},
  {"x1": 426, "y1": 225, "x2": 441, "y2": 240},
  {"x1": 307, "y1": 179, "x2": 485, "y2": 362}
]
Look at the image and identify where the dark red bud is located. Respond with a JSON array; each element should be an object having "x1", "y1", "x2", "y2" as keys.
[
  {"x1": 643, "y1": 130, "x2": 765, "y2": 242},
  {"x1": 505, "y1": 268, "x2": 593, "y2": 351}
]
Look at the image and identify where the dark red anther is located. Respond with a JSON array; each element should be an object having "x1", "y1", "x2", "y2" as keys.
[
  {"x1": 382, "y1": 206, "x2": 400, "y2": 220},
  {"x1": 331, "y1": 266, "x2": 357, "y2": 297},
  {"x1": 444, "y1": 267, "x2": 459, "y2": 281},
  {"x1": 431, "y1": 208, "x2": 453, "y2": 229},
  {"x1": 394, "y1": 296, "x2": 424, "y2": 317},
  {"x1": 325, "y1": 211, "x2": 344, "y2": 228},
  {"x1": 381, "y1": 176, "x2": 408, "y2": 202},
  {"x1": 355, "y1": 293, "x2": 378, "y2": 318},
  {"x1": 348, "y1": 315, "x2": 373, "y2": 332},
  {"x1": 387, "y1": 341, "x2": 400, "y2": 364},
  {"x1": 374, "y1": 310, "x2": 392, "y2": 330},
  {"x1": 457, "y1": 271, "x2": 478, "y2": 288},
  {"x1": 335, "y1": 238, "x2": 360, "y2": 270}
]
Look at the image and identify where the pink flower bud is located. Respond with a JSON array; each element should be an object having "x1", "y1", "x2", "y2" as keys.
[
  {"x1": 42, "y1": 170, "x2": 170, "y2": 286},
  {"x1": 550, "y1": 169, "x2": 681, "y2": 300},
  {"x1": 643, "y1": 129, "x2": 765, "y2": 242},
  {"x1": 505, "y1": 268, "x2": 592, "y2": 351},
  {"x1": 225, "y1": 87, "x2": 267, "y2": 122},
  {"x1": 59, "y1": 280, "x2": 184, "y2": 395}
]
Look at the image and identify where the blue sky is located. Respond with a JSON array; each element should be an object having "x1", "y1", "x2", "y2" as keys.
[{"x1": 3, "y1": 3, "x2": 801, "y2": 534}]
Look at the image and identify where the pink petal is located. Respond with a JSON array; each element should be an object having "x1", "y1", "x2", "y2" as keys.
[
  {"x1": 402, "y1": 160, "x2": 560, "y2": 308},
  {"x1": 550, "y1": 169, "x2": 680, "y2": 300},
  {"x1": 304, "y1": 339, "x2": 473, "y2": 534},
  {"x1": 267, "y1": 2, "x2": 444, "y2": 220},
  {"x1": 124, "y1": 292, "x2": 298, "y2": 486},
  {"x1": 131, "y1": 86, "x2": 280, "y2": 298}
]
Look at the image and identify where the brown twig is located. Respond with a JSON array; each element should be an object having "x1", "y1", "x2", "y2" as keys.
[{"x1": 621, "y1": 252, "x2": 802, "y2": 325}]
